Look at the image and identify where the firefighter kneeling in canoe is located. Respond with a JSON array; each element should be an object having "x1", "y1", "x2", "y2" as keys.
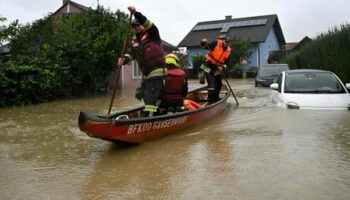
[{"x1": 159, "y1": 53, "x2": 188, "y2": 114}]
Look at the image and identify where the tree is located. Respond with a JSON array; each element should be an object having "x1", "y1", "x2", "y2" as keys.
[
  {"x1": 192, "y1": 54, "x2": 205, "y2": 75},
  {"x1": 227, "y1": 37, "x2": 252, "y2": 68},
  {"x1": 1, "y1": 7, "x2": 130, "y2": 107},
  {"x1": 225, "y1": 37, "x2": 252, "y2": 77},
  {"x1": 282, "y1": 24, "x2": 350, "y2": 82},
  {"x1": 0, "y1": 16, "x2": 20, "y2": 46}
]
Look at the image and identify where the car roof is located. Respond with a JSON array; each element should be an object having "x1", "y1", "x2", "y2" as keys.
[
  {"x1": 285, "y1": 69, "x2": 331, "y2": 74},
  {"x1": 260, "y1": 64, "x2": 289, "y2": 67}
]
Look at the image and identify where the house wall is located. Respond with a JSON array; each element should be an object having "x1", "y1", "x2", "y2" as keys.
[
  {"x1": 254, "y1": 28, "x2": 281, "y2": 67},
  {"x1": 187, "y1": 29, "x2": 281, "y2": 70},
  {"x1": 121, "y1": 62, "x2": 141, "y2": 90},
  {"x1": 187, "y1": 47, "x2": 207, "y2": 69},
  {"x1": 106, "y1": 62, "x2": 140, "y2": 93},
  {"x1": 248, "y1": 44, "x2": 259, "y2": 67}
]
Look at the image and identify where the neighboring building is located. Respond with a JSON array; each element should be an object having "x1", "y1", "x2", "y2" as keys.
[
  {"x1": 52, "y1": 0, "x2": 90, "y2": 17},
  {"x1": 288, "y1": 36, "x2": 312, "y2": 53},
  {"x1": 108, "y1": 41, "x2": 178, "y2": 90},
  {"x1": 285, "y1": 42, "x2": 298, "y2": 52},
  {"x1": 269, "y1": 36, "x2": 312, "y2": 63},
  {"x1": 178, "y1": 14, "x2": 286, "y2": 69}
]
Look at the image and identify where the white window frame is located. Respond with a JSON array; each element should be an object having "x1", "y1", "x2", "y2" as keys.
[{"x1": 132, "y1": 61, "x2": 142, "y2": 79}]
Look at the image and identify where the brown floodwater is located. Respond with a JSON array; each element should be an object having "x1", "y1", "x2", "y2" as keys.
[{"x1": 1, "y1": 79, "x2": 350, "y2": 200}]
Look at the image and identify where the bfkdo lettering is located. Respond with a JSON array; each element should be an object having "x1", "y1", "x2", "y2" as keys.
[{"x1": 127, "y1": 116, "x2": 188, "y2": 134}]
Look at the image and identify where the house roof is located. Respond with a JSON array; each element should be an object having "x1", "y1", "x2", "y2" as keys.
[
  {"x1": 285, "y1": 42, "x2": 298, "y2": 50},
  {"x1": 292, "y1": 36, "x2": 312, "y2": 51},
  {"x1": 162, "y1": 40, "x2": 178, "y2": 51},
  {"x1": 70, "y1": 1, "x2": 89, "y2": 12},
  {"x1": 178, "y1": 14, "x2": 286, "y2": 47},
  {"x1": 52, "y1": 0, "x2": 90, "y2": 16}
]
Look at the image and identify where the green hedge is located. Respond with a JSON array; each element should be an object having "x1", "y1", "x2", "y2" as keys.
[
  {"x1": 0, "y1": 7, "x2": 130, "y2": 107},
  {"x1": 283, "y1": 24, "x2": 350, "y2": 83}
]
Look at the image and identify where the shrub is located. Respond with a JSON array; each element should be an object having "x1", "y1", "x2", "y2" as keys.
[
  {"x1": 283, "y1": 24, "x2": 350, "y2": 83},
  {"x1": 0, "y1": 7, "x2": 130, "y2": 107}
]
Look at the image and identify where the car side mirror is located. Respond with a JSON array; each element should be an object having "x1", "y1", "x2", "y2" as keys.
[
  {"x1": 270, "y1": 83, "x2": 279, "y2": 90},
  {"x1": 346, "y1": 83, "x2": 350, "y2": 90}
]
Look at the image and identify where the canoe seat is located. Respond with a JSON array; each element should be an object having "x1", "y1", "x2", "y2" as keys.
[
  {"x1": 194, "y1": 91, "x2": 208, "y2": 101},
  {"x1": 116, "y1": 115, "x2": 129, "y2": 120}
]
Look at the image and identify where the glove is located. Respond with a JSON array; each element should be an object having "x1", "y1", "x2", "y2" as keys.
[
  {"x1": 117, "y1": 57, "x2": 125, "y2": 66},
  {"x1": 135, "y1": 87, "x2": 143, "y2": 100},
  {"x1": 128, "y1": 6, "x2": 136, "y2": 14},
  {"x1": 200, "y1": 38, "x2": 208, "y2": 47}
]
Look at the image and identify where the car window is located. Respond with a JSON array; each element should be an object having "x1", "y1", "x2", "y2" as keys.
[
  {"x1": 284, "y1": 72, "x2": 346, "y2": 93},
  {"x1": 258, "y1": 65, "x2": 289, "y2": 77}
]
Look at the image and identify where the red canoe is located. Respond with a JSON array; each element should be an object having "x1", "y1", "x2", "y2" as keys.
[{"x1": 78, "y1": 85, "x2": 229, "y2": 144}]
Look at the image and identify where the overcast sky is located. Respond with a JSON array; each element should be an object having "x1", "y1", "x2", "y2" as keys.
[{"x1": 1, "y1": 0, "x2": 349, "y2": 45}]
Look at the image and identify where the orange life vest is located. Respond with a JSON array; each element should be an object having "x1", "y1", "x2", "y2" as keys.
[
  {"x1": 183, "y1": 99, "x2": 201, "y2": 110},
  {"x1": 205, "y1": 40, "x2": 232, "y2": 67}
]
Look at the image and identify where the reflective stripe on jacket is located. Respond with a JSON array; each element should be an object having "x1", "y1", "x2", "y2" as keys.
[
  {"x1": 146, "y1": 68, "x2": 167, "y2": 79},
  {"x1": 205, "y1": 39, "x2": 231, "y2": 67}
]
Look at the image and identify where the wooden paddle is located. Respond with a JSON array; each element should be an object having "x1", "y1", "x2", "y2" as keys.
[
  {"x1": 107, "y1": 13, "x2": 133, "y2": 115},
  {"x1": 221, "y1": 70, "x2": 239, "y2": 105}
]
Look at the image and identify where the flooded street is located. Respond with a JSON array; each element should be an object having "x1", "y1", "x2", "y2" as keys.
[{"x1": 1, "y1": 79, "x2": 350, "y2": 200}]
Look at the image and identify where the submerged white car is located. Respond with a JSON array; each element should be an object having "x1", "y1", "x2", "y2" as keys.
[{"x1": 270, "y1": 69, "x2": 350, "y2": 109}]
